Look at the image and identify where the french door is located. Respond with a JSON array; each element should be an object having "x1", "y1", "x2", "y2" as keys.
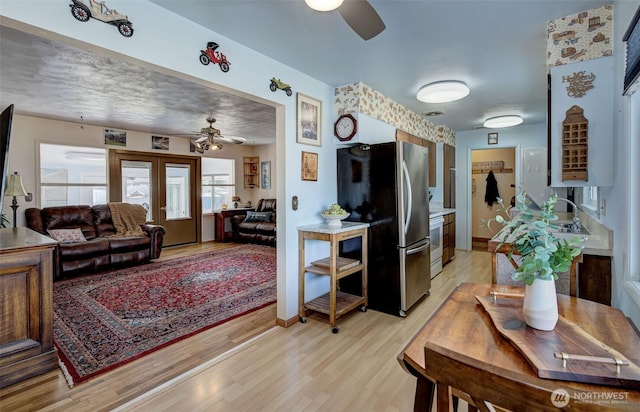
[{"x1": 109, "y1": 150, "x2": 201, "y2": 247}]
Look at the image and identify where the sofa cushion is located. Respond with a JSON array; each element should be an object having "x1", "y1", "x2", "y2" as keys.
[
  {"x1": 47, "y1": 228, "x2": 87, "y2": 243},
  {"x1": 256, "y1": 223, "x2": 276, "y2": 236},
  {"x1": 58, "y1": 238, "x2": 110, "y2": 260},
  {"x1": 41, "y1": 205, "x2": 97, "y2": 240},
  {"x1": 108, "y1": 236, "x2": 151, "y2": 253},
  {"x1": 245, "y1": 211, "x2": 272, "y2": 223}
]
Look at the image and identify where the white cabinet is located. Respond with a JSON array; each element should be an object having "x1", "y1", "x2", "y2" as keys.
[
  {"x1": 334, "y1": 113, "x2": 395, "y2": 146},
  {"x1": 549, "y1": 57, "x2": 614, "y2": 187}
]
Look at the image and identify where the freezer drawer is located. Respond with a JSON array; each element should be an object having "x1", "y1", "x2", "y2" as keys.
[{"x1": 400, "y1": 239, "x2": 431, "y2": 314}]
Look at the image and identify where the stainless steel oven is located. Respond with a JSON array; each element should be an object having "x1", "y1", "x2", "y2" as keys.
[{"x1": 429, "y1": 215, "x2": 444, "y2": 278}]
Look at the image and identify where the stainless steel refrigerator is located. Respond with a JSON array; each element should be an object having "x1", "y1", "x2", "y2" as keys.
[{"x1": 337, "y1": 141, "x2": 431, "y2": 317}]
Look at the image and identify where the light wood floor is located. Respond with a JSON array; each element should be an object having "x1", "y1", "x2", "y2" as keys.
[{"x1": 0, "y1": 246, "x2": 492, "y2": 412}]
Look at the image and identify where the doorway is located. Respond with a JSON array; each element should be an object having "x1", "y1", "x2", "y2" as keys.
[
  {"x1": 470, "y1": 148, "x2": 516, "y2": 251},
  {"x1": 109, "y1": 150, "x2": 201, "y2": 247}
]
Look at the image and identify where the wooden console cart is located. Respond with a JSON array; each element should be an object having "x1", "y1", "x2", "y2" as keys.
[
  {"x1": 0, "y1": 227, "x2": 58, "y2": 388},
  {"x1": 297, "y1": 222, "x2": 369, "y2": 333}
]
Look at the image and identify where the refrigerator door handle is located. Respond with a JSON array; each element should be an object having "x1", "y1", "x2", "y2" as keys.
[
  {"x1": 402, "y1": 160, "x2": 412, "y2": 235},
  {"x1": 407, "y1": 241, "x2": 429, "y2": 255}
]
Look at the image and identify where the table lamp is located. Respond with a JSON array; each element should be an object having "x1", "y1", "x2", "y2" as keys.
[
  {"x1": 232, "y1": 195, "x2": 241, "y2": 208},
  {"x1": 4, "y1": 171, "x2": 28, "y2": 228}
]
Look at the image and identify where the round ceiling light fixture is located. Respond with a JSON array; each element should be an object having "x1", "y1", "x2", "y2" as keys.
[
  {"x1": 416, "y1": 81, "x2": 469, "y2": 103},
  {"x1": 304, "y1": 0, "x2": 344, "y2": 12},
  {"x1": 483, "y1": 115, "x2": 523, "y2": 128}
]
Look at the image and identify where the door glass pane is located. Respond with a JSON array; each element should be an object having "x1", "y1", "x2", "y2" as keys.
[
  {"x1": 165, "y1": 164, "x2": 191, "y2": 220},
  {"x1": 121, "y1": 160, "x2": 152, "y2": 221}
]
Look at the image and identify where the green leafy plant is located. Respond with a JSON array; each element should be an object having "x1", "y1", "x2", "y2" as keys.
[
  {"x1": 1, "y1": 212, "x2": 9, "y2": 228},
  {"x1": 487, "y1": 193, "x2": 584, "y2": 285}
]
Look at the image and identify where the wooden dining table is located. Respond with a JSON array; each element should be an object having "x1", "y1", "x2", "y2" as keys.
[{"x1": 398, "y1": 282, "x2": 640, "y2": 411}]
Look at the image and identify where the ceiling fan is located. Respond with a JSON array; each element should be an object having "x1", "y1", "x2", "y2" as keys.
[
  {"x1": 184, "y1": 116, "x2": 247, "y2": 152},
  {"x1": 305, "y1": 0, "x2": 386, "y2": 41}
]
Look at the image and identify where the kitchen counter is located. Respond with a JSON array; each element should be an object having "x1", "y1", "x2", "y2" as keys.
[
  {"x1": 429, "y1": 208, "x2": 455, "y2": 218},
  {"x1": 489, "y1": 210, "x2": 612, "y2": 257}
]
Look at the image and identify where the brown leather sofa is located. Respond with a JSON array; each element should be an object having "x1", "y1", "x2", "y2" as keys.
[
  {"x1": 25, "y1": 204, "x2": 166, "y2": 279},
  {"x1": 231, "y1": 198, "x2": 276, "y2": 247}
]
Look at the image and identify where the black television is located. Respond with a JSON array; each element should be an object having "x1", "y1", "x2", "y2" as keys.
[{"x1": 1, "y1": 104, "x2": 14, "y2": 211}]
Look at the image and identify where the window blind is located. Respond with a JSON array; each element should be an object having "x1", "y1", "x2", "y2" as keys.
[{"x1": 623, "y1": 5, "x2": 640, "y2": 95}]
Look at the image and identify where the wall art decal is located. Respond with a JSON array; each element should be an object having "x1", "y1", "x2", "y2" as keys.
[
  {"x1": 69, "y1": 0, "x2": 134, "y2": 37},
  {"x1": 199, "y1": 42, "x2": 230, "y2": 73},
  {"x1": 269, "y1": 78, "x2": 292, "y2": 96},
  {"x1": 562, "y1": 71, "x2": 596, "y2": 98}
]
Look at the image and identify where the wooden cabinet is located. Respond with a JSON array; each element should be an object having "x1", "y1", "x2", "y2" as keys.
[
  {"x1": 243, "y1": 156, "x2": 259, "y2": 188},
  {"x1": 578, "y1": 254, "x2": 611, "y2": 306},
  {"x1": 0, "y1": 228, "x2": 58, "y2": 388},
  {"x1": 297, "y1": 222, "x2": 368, "y2": 333},
  {"x1": 396, "y1": 130, "x2": 436, "y2": 187},
  {"x1": 442, "y1": 212, "x2": 456, "y2": 265},
  {"x1": 443, "y1": 144, "x2": 455, "y2": 208}
]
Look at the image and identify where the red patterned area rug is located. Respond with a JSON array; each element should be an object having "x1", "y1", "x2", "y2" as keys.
[{"x1": 53, "y1": 244, "x2": 276, "y2": 386}]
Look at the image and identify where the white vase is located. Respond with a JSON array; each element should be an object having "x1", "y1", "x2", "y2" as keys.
[{"x1": 523, "y1": 279, "x2": 558, "y2": 331}]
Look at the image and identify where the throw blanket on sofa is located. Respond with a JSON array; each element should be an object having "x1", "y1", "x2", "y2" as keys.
[{"x1": 108, "y1": 202, "x2": 146, "y2": 237}]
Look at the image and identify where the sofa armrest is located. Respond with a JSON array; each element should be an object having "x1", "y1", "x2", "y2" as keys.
[
  {"x1": 142, "y1": 224, "x2": 166, "y2": 259},
  {"x1": 230, "y1": 215, "x2": 247, "y2": 241}
]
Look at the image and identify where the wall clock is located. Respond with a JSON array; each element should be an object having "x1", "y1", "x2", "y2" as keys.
[{"x1": 334, "y1": 114, "x2": 357, "y2": 141}]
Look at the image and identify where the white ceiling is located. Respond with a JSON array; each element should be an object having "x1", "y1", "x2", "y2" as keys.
[{"x1": 0, "y1": 0, "x2": 612, "y2": 143}]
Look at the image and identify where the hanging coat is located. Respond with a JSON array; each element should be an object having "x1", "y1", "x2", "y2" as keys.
[{"x1": 485, "y1": 170, "x2": 500, "y2": 206}]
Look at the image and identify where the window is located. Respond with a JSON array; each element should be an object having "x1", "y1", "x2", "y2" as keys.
[
  {"x1": 39, "y1": 144, "x2": 107, "y2": 207},
  {"x1": 202, "y1": 158, "x2": 235, "y2": 213}
]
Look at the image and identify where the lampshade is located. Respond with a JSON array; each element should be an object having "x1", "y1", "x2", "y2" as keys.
[
  {"x1": 210, "y1": 142, "x2": 223, "y2": 150},
  {"x1": 4, "y1": 172, "x2": 27, "y2": 197},
  {"x1": 417, "y1": 81, "x2": 469, "y2": 103},
  {"x1": 232, "y1": 195, "x2": 241, "y2": 202},
  {"x1": 483, "y1": 115, "x2": 523, "y2": 128},
  {"x1": 304, "y1": 0, "x2": 344, "y2": 11}
]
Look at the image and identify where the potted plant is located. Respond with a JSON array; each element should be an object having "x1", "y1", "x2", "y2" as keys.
[{"x1": 489, "y1": 192, "x2": 584, "y2": 330}]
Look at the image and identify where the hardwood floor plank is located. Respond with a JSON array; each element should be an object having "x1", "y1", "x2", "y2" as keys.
[{"x1": 0, "y1": 247, "x2": 491, "y2": 412}]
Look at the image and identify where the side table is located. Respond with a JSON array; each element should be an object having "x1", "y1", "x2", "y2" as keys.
[
  {"x1": 297, "y1": 221, "x2": 369, "y2": 333},
  {"x1": 214, "y1": 208, "x2": 253, "y2": 242}
]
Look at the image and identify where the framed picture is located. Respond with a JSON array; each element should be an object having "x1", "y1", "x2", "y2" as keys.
[
  {"x1": 104, "y1": 129, "x2": 127, "y2": 146},
  {"x1": 488, "y1": 132, "x2": 498, "y2": 145},
  {"x1": 152, "y1": 135, "x2": 169, "y2": 150},
  {"x1": 296, "y1": 92, "x2": 322, "y2": 146},
  {"x1": 261, "y1": 161, "x2": 271, "y2": 190},
  {"x1": 301, "y1": 151, "x2": 318, "y2": 181}
]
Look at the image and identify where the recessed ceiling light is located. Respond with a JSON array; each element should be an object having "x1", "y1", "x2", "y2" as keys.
[
  {"x1": 416, "y1": 81, "x2": 469, "y2": 103},
  {"x1": 304, "y1": 0, "x2": 344, "y2": 12},
  {"x1": 483, "y1": 115, "x2": 523, "y2": 128}
]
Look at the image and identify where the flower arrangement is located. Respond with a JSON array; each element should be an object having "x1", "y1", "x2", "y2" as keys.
[{"x1": 486, "y1": 193, "x2": 584, "y2": 286}]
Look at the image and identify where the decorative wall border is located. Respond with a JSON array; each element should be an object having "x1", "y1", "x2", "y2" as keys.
[{"x1": 334, "y1": 82, "x2": 455, "y2": 146}]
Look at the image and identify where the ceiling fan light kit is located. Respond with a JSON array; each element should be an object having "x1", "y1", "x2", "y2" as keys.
[
  {"x1": 416, "y1": 81, "x2": 470, "y2": 103},
  {"x1": 304, "y1": 0, "x2": 344, "y2": 12},
  {"x1": 483, "y1": 115, "x2": 523, "y2": 128}
]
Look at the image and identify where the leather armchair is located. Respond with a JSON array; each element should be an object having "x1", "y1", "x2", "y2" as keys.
[{"x1": 231, "y1": 198, "x2": 276, "y2": 246}]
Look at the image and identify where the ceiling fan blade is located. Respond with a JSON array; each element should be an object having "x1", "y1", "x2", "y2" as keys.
[
  {"x1": 338, "y1": 0, "x2": 385, "y2": 41},
  {"x1": 218, "y1": 135, "x2": 247, "y2": 144},
  {"x1": 194, "y1": 135, "x2": 209, "y2": 143}
]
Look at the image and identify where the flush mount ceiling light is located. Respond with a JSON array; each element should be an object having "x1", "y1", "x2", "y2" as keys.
[
  {"x1": 416, "y1": 81, "x2": 469, "y2": 103},
  {"x1": 483, "y1": 115, "x2": 524, "y2": 128},
  {"x1": 304, "y1": 0, "x2": 344, "y2": 12}
]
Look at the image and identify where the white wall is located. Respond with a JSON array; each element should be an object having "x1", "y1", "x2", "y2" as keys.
[
  {"x1": 455, "y1": 123, "x2": 547, "y2": 250},
  {"x1": 611, "y1": 0, "x2": 639, "y2": 324},
  {"x1": 0, "y1": 0, "x2": 336, "y2": 323}
]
